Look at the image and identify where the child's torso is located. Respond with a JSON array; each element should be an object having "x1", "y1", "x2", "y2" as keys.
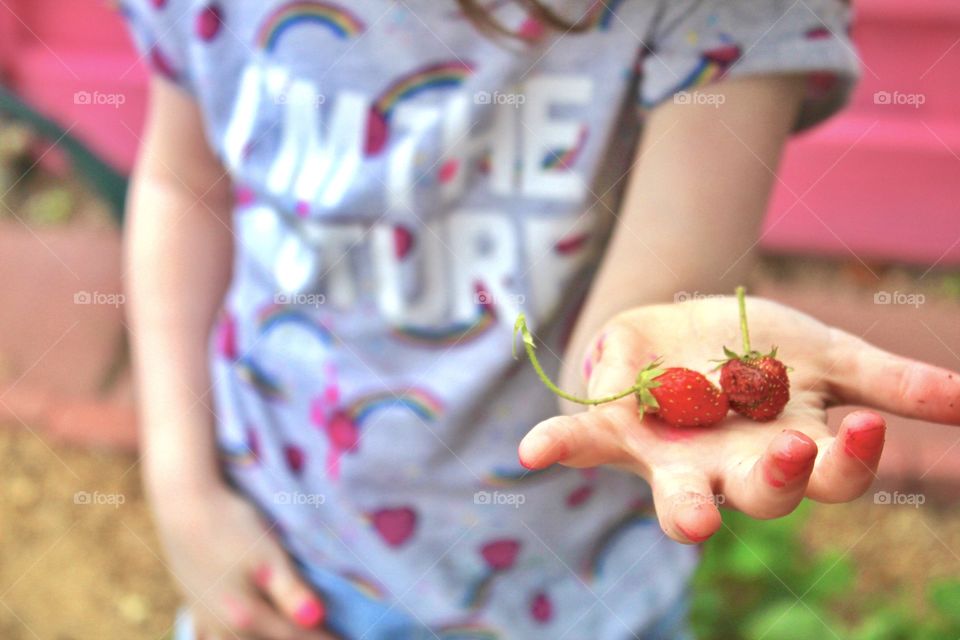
[{"x1": 130, "y1": 1, "x2": 699, "y2": 637}]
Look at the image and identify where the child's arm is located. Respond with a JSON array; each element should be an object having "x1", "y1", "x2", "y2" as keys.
[
  {"x1": 561, "y1": 73, "x2": 806, "y2": 400},
  {"x1": 126, "y1": 78, "x2": 333, "y2": 640},
  {"x1": 524, "y1": 74, "x2": 960, "y2": 544},
  {"x1": 126, "y1": 78, "x2": 233, "y2": 500}
]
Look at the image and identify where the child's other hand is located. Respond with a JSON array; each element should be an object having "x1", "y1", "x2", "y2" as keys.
[
  {"x1": 519, "y1": 296, "x2": 960, "y2": 544},
  {"x1": 151, "y1": 481, "x2": 336, "y2": 639}
]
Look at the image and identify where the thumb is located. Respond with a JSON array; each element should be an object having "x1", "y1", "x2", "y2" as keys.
[
  {"x1": 253, "y1": 552, "x2": 326, "y2": 629},
  {"x1": 519, "y1": 405, "x2": 636, "y2": 470}
]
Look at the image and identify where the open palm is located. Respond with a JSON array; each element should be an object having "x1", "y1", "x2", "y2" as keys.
[{"x1": 517, "y1": 296, "x2": 960, "y2": 544}]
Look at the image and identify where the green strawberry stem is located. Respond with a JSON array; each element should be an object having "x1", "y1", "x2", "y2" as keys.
[
  {"x1": 736, "y1": 285, "x2": 751, "y2": 354},
  {"x1": 513, "y1": 314, "x2": 649, "y2": 406}
]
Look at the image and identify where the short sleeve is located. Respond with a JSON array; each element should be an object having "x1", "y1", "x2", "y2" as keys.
[
  {"x1": 119, "y1": 0, "x2": 200, "y2": 95},
  {"x1": 640, "y1": 0, "x2": 859, "y2": 131}
]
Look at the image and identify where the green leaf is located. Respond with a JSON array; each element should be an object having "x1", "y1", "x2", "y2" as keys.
[
  {"x1": 512, "y1": 313, "x2": 536, "y2": 359},
  {"x1": 928, "y1": 580, "x2": 960, "y2": 622},
  {"x1": 849, "y1": 609, "x2": 914, "y2": 640},
  {"x1": 802, "y1": 551, "x2": 856, "y2": 602},
  {"x1": 722, "y1": 345, "x2": 740, "y2": 360},
  {"x1": 744, "y1": 600, "x2": 841, "y2": 640},
  {"x1": 726, "y1": 539, "x2": 779, "y2": 579}
]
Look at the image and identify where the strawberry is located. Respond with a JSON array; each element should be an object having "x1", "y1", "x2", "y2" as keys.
[
  {"x1": 513, "y1": 314, "x2": 729, "y2": 427},
  {"x1": 634, "y1": 362, "x2": 729, "y2": 428},
  {"x1": 718, "y1": 287, "x2": 790, "y2": 421}
]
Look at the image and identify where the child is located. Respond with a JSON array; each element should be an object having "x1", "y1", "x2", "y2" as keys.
[{"x1": 122, "y1": 1, "x2": 960, "y2": 638}]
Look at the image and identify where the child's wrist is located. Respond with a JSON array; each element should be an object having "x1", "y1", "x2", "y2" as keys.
[{"x1": 142, "y1": 440, "x2": 225, "y2": 502}]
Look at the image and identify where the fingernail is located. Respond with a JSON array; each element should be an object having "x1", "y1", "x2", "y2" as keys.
[
  {"x1": 783, "y1": 430, "x2": 813, "y2": 449},
  {"x1": 677, "y1": 523, "x2": 710, "y2": 543},
  {"x1": 294, "y1": 599, "x2": 325, "y2": 628},
  {"x1": 765, "y1": 451, "x2": 814, "y2": 488},
  {"x1": 844, "y1": 423, "x2": 885, "y2": 461}
]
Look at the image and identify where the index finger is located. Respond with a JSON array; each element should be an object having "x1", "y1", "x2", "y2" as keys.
[{"x1": 828, "y1": 330, "x2": 960, "y2": 425}]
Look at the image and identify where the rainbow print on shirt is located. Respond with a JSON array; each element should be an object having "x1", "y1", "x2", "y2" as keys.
[
  {"x1": 366, "y1": 61, "x2": 475, "y2": 156},
  {"x1": 256, "y1": 1, "x2": 365, "y2": 51}
]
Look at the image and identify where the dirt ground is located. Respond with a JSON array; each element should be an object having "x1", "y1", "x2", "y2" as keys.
[
  {"x1": 0, "y1": 427, "x2": 179, "y2": 640},
  {"x1": 1, "y1": 424, "x2": 957, "y2": 640}
]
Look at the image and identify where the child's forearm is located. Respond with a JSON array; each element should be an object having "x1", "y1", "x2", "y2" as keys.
[
  {"x1": 126, "y1": 177, "x2": 232, "y2": 495},
  {"x1": 563, "y1": 74, "x2": 807, "y2": 402},
  {"x1": 124, "y1": 79, "x2": 235, "y2": 497}
]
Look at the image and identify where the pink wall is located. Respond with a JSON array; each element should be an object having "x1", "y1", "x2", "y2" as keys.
[
  {"x1": 763, "y1": 0, "x2": 960, "y2": 265},
  {"x1": 0, "y1": 0, "x2": 149, "y2": 172},
  {"x1": 0, "y1": 0, "x2": 958, "y2": 265}
]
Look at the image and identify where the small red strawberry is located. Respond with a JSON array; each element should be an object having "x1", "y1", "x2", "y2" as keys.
[
  {"x1": 634, "y1": 362, "x2": 729, "y2": 428},
  {"x1": 513, "y1": 314, "x2": 728, "y2": 426},
  {"x1": 718, "y1": 287, "x2": 790, "y2": 421}
]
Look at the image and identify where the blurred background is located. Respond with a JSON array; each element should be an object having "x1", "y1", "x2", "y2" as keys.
[{"x1": 0, "y1": 1, "x2": 957, "y2": 638}]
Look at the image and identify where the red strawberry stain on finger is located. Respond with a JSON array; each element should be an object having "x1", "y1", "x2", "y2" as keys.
[
  {"x1": 764, "y1": 433, "x2": 817, "y2": 487},
  {"x1": 843, "y1": 421, "x2": 885, "y2": 461}
]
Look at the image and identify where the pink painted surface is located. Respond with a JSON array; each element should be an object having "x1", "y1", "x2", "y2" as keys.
[
  {"x1": 0, "y1": 0, "x2": 958, "y2": 263},
  {"x1": 0, "y1": 0, "x2": 149, "y2": 172},
  {"x1": 764, "y1": 0, "x2": 960, "y2": 265}
]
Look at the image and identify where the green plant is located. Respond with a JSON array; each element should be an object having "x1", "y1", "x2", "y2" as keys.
[{"x1": 690, "y1": 503, "x2": 960, "y2": 640}]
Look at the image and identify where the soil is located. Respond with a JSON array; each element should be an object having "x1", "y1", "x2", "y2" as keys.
[{"x1": 0, "y1": 427, "x2": 178, "y2": 640}]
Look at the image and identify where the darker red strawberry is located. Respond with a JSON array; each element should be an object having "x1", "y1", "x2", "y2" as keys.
[
  {"x1": 635, "y1": 363, "x2": 729, "y2": 428},
  {"x1": 718, "y1": 287, "x2": 790, "y2": 421},
  {"x1": 720, "y1": 355, "x2": 789, "y2": 421}
]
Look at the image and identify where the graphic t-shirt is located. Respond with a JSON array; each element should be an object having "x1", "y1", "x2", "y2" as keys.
[{"x1": 123, "y1": 1, "x2": 857, "y2": 638}]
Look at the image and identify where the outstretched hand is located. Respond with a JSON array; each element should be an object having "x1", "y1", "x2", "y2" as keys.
[{"x1": 516, "y1": 295, "x2": 960, "y2": 544}]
